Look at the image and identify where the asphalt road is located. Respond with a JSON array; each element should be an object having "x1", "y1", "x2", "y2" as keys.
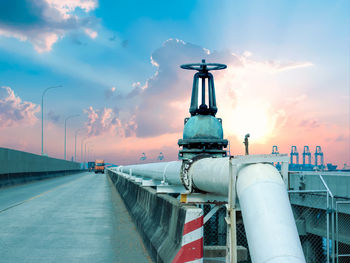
[{"x1": 0, "y1": 172, "x2": 151, "y2": 263}]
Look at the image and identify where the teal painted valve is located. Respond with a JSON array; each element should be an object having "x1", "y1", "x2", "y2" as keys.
[{"x1": 178, "y1": 59, "x2": 228, "y2": 159}]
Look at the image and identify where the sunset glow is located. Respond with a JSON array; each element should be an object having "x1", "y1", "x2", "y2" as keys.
[{"x1": 0, "y1": 0, "x2": 348, "y2": 166}]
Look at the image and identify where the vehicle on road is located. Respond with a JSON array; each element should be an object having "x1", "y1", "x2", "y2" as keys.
[
  {"x1": 88, "y1": 161, "x2": 95, "y2": 172},
  {"x1": 94, "y1": 160, "x2": 105, "y2": 174}
]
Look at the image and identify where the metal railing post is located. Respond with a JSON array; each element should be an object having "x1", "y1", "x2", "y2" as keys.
[
  {"x1": 332, "y1": 196, "x2": 335, "y2": 263},
  {"x1": 226, "y1": 158, "x2": 237, "y2": 263},
  {"x1": 327, "y1": 192, "x2": 330, "y2": 263}
]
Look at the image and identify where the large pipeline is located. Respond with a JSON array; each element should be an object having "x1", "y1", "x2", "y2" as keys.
[
  {"x1": 119, "y1": 158, "x2": 305, "y2": 263},
  {"x1": 120, "y1": 158, "x2": 230, "y2": 195},
  {"x1": 237, "y1": 163, "x2": 305, "y2": 263}
]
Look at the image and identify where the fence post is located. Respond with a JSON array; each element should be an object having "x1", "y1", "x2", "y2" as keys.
[{"x1": 226, "y1": 158, "x2": 237, "y2": 263}]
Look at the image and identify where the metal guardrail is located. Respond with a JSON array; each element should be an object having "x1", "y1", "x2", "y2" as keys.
[
  {"x1": 288, "y1": 173, "x2": 350, "y2": 263},
  {"x1": 335, "y1": 201, "x2": 350, "y2": 263}
]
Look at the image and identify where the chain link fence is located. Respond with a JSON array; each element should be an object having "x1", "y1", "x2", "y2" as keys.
[
  {"x1": 201, "y1": 173, "x2": 350, "y2": 263},
  {"x1": 203, "y1": 204, "x2": 227, "y2": 246},
  {"x1": 335, "y1": 200, "x2": 350, "y2": 263},
  {"x1": 202, "y1": 194, "x2": 334, "y2": 263},
  {"x1": 289, "y1": 190, "x2": 331, "y2": 263}
]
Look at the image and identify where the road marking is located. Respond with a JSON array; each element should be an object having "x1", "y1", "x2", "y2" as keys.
[{"x1": 0, "y1": 173, "x2": 89, "y2": 214}]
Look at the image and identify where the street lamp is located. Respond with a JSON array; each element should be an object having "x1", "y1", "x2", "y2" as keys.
[
  {"x1": 74, "y1": 128, "x2": 83, "y2": 162},
  {"x1": 64, "y1": 114, "x2": 79, "y2": 160},
  {"x1": 84, "y1": 141, "x2": 92, "y2": 164},
  {"x1": 84, "y1": 141, "x2": 93, "y2": 169},
  {"x1": 81, "y1": 137, "x2": 87, "y2": 163},
  {"x1": 41, "y1": 85, "x2": 61, "y2": 155}
]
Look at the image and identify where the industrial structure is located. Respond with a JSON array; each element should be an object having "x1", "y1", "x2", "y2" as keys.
[
  {"x1": 274, "y1": 145, "x2": 331, "y2": 171},
  {"x1": 115, "y1": 60, "x2": 306, "y2": 262},
  {"x1": 3, "y1": 60, "x2": 350, "y2": 263},
  {"x1": 177, "y1": 59, "x2": 228, "y2": 159}
]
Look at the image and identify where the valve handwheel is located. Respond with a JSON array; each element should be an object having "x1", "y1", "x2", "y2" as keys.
[{"x1": 180, "y1": 59, "x2": 227, "y2": 72}]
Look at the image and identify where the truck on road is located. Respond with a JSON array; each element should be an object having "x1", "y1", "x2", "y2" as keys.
[{"x1": 94, "y1": 160, "x2": 105, "y2": 174}]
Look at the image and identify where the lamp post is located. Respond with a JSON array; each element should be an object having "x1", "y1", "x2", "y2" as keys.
[
  {"x1": 83, "y1": 141, "x2": 93, "y2": 169},
  {"x1": 74, "y1": 128, "x2": 83, "y2": 162},
  {"x1": 41, "y1": 85, "x2": 61, "y2": 155},
  {"x1": 84, "y1": 141, "x2": 92, "y2": 164},
  {"x1": 81, "y1": 137, "x2": 87, "y2": 163},
  {"x1": 64, "y1": 114, "x2": 79, "y2": 160}
]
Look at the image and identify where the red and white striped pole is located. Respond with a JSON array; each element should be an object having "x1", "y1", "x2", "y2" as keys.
[{"x1": 172, "y1": 208, "x2": 204, "y2": 263}]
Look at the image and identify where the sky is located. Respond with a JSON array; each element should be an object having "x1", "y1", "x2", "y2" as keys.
[{"x1": 0, "y1": 0, "x2": 349, "y2": 167}]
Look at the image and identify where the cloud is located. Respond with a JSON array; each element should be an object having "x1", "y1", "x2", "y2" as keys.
[
  {"x1": 80, "y1": 39, "x2": 313, "y2": 142},
  {"x1": 125, "y1": 82, "x2": 143, "y2": 99},
  {"x1": 45, "y1": 0, "x2": 97, "y2": 17},
  {"x1": 0, "y1": 0, "x2": 98, "y2": 52},
  {"x1": 84, "y1": 106, "x2": 122, "y2": 136},
  {"x1": 84, "y1": 28, "x2": 97, "y2": 39},
  {"x1": 121, "y1": 39, "x2": 246, "y2": 137},
  {"x1": 114, "y1": 39, "x2": 312, "y2": 139},
  {"x1": 84, "y1": 106, "x2": 138, "y2": 138},
  {"x1": 0, "y1": 86, "x2": 40, "y2": 128}
]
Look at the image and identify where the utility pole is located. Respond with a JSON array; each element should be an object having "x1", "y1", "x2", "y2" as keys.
[
  {"x1": 64, "y1": 114, "x2": 79, "y2": 160},
  {"x1": 74, "y1": 128, "x2": 83, "y2": 162}
]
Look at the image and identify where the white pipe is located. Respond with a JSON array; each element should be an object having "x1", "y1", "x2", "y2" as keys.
[
  {"x1": 120, "y1": 161, "x2": 182, "y2": 185},
  {"x1": 237, "y1": 163, "x2": 305, "y2": 263},
  {"x1": 121, "y1": 158, "x2": 230, "y2": 195},
  {"x1": 190, "y1": 157, "x2": 229, "y2": 195},
  {"x1": 120, "y1": 159, "x2": 305, "y2": 263}
]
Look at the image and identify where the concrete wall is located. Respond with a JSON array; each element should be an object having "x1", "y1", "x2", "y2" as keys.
[
  {"x1": 0, "y1": 147, "x2": 81, "y2": 187},
  {"x1": 0, "y1": 147, "x2": 80, "y2": 174},
  {"x1": 107, "y1": 169, "x2": 200, "y2": 263}
]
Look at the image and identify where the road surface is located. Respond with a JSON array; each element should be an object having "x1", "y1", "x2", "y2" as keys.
[{"x1": 0, "y1": 172, "x2": 151, "y2": 262}]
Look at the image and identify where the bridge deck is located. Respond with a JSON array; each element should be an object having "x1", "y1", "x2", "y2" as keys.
[{"x1": 0, "y1": 172, "x2": 151, "y2": 263}]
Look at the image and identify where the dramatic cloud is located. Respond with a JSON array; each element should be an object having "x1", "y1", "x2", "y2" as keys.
[
  {"x1": 119, "y1": 39, "x2": 243, "y2": 137},
  {"x1": 115, "y1": 39, "x2": 312, "y2": 140},
  {"x1": 80, "y1": 38, "x2": 314, "y2": 162},
  {"x1": 0, "y1": 86, "x2": 40, "y2": 128},
  {"x1": 84, "y1": 106, "x2": 122, "y2": 137},
  {"x1": 0, "y1": 0, "x2": 98, "y2": 52}
]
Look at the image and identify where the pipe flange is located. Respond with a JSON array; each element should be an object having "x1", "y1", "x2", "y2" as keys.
[
  {"x1": 180, "y1": 159, "x2": 193, "y2": 192},
  {"x1": 181, "y1": 154, "x2": 213, "y2": 193}
]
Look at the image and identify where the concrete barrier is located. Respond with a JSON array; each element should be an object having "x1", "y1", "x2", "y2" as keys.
[
  {"x1": 0, "y1": 147, "x2": 81, "y2": 187},
  {"x1": 107, "y1": 169, "x2": 203, "y2": 263}
]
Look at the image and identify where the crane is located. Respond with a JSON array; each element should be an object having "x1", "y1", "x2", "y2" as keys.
[
  {"x1": 315, "y1": 146, "x2": 324, "y2": 170},
  {"x1": 272, "y1": 145, "x2": 279, "y2": 154},
  {"x1": 290, "y1": 146, "x2": 299, "y2": 165},
  {"x1": 302, "y1": 146, "x2": 313, "y2": 171}
]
